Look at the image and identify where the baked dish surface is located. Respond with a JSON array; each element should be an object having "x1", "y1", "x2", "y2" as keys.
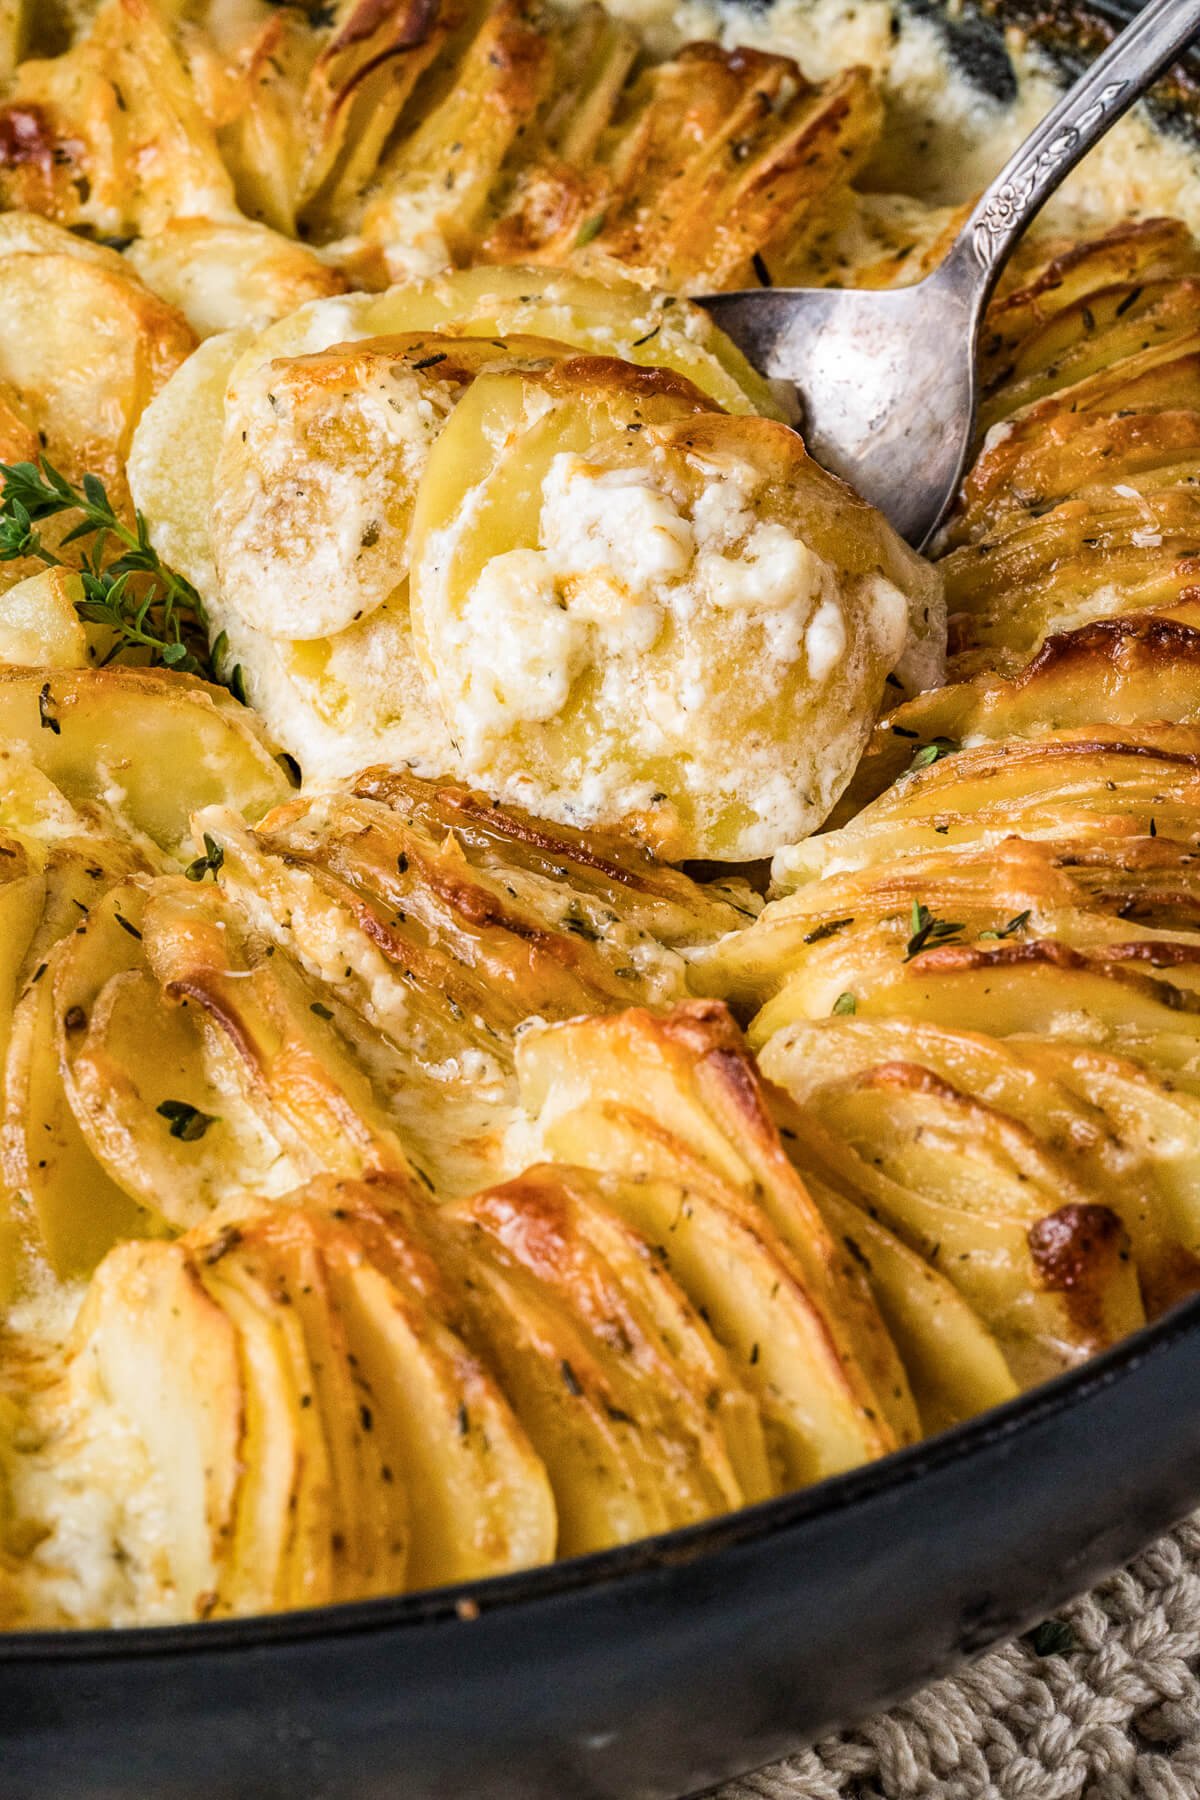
[{"x1": 2, "y1": 0, "x2": 1200, "y2": 1628}]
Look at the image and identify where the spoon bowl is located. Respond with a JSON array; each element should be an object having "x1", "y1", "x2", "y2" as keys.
[{"x1": 700, "y1": 0, "x2": 1200, "y2": 549}]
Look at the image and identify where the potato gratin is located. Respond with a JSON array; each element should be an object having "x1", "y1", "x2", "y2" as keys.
[{"x1": 1, "y1": 0, "x2": 1200, "y2": 1628}]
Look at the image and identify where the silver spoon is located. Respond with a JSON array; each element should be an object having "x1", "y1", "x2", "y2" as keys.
[{"x1": 700, "y1": 0, "x2": 1200, "y2": 550}]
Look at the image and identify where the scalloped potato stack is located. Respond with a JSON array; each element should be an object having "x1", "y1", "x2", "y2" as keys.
[
  {"x1": 134, "y1": 271, "x2": 941, "y2": 858},
  {"x1": 5, "y1": 0, "x2": 1200, "y2": 1636}
]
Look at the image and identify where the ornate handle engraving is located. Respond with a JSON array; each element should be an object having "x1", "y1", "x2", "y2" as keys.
[
  {"x1": 971, "y1": 82, "x2": 1128, "y2": 269},
  {"x1": 946, "y1": 0, "x2": 1200, "y2": 306}
]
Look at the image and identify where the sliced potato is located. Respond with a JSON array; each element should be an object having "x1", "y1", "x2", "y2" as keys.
[
  {"x1": 0, "y1": 246, "x2": 195, "y2": 509},
  {"x1": 141, "y1": 880, "x2": 418, "y2": 1186},
  {"x1": 328, "y1": 1248, "x2": 555, "y2": 1588},
  {"x1": 756, "y1": 1020, "x2": 1145, "y2": 1377},
  {"x1": 197, "y1": 1259, "x2": 317, "y2": 1616},
  {"x1": 226, "y1": 267, "x2": 785, "y2": 420},
  {"x1": 750, "y1": 938, "x2": 1200, "y2": 1051},
  {"x1": 773, "y1": 723, "x2": 1200, "y2": 892},
  {"x1": 1014, "y1": 1037, "x2": 1200, "y2": 1315},
  {"x1": 126, "y1": 220, "x2": 345, "y2": 339},
  {"x1": 835, "y1": 603, "x2": 1200, "y2": 816},
  {"x1": 0, "y1": 571, "x2": 89, "y2": 670},
  {"x1": 229, "y1": 1209, "x2": 403, "y2": 1600},
  {"x1": 0, "y1": 667, "x2": 290, "y2": 860},
  {"x1": 517, "y1": 1000, "x2": 919, "y2": 1463},
  {"x1": 69, "y1": 1238, "x2": 242, "y2": 1620},
  {"x1": 3, "y1": 884, "x2": 164, "y2": 1278},
  {"x1": 64, "y1": 966, "x2": 251, "y2": 1229},
  {"x1": 214, "y1": 333, "x2": 576, "y2": 641},
  {"x1": 0, "y1": 0, "x2": 236, "y2": 236},
  {"x1": 449, "y1": 1166, "x2": 765, "y2": 1515},
  {"x1": 128, "y1": 325, "x2": 259, "y2": 601},
  {"x1": 801, "y1": 1179, "x2": 1018, "y2": 1435},
  {"x1": 211, "y1": 1243, "x2": 337, "y2": 1613},
  {"x1": 411, "y1": 377, "x2": 942, "y2": 859}
]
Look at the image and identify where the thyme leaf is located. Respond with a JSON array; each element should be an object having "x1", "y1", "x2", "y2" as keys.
[
  {"x1": 907, "y1": 736, "x2": 959, "y2": 773},
  {"x1": 0, "y1": 458, "x2": 239, "y2": 696},
  {"x1": 156, "y1": 1099, "x2": 218, "y2": 1142},
  {"x1": 904, "y1": 900, "x2": 966, "y2": 961},
  {"x1": 977, "y1": 910, "x2": 1031, "y2": 942},
  {"x1": 184, "y1": 833, "x2": 224, "y2": 884}
]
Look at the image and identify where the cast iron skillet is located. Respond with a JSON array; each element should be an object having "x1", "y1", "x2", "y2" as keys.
[{"x1": 5, "y1": 5, "x2": 1200, "y2": 1795}]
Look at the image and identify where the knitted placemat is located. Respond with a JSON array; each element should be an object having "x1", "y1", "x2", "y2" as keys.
[{"x1": 718, "y1": 1515, "x2": 1200, "y2": 1800}]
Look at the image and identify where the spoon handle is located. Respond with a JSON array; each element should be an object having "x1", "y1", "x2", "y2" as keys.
[{"x1": 946, "y1": 0, "x2": 1200, "y2": 298}]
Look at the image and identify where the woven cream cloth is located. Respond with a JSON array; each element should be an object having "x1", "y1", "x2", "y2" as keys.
[{"x1": 718, "y1": 1515, "x2": 1200, "y2": 1800}]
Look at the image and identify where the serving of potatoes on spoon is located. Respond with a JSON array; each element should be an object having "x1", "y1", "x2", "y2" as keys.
[
  {"x1": 133, "y1": 265, "x2": 943, "y2": 861},
  {"x1": 129, "y1": 261, "x2": 949, "y2": 864}
]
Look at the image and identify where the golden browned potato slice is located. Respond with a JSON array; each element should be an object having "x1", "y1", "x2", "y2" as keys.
[
  {"x1": 517, "y1": 1000, "x2": 919, "y2": 1467},
  {"x1": 0, "y1": 572, "x2": 89, "y2": 670},
  {"x1": 226, "y1": 268, "x2": 784, "y2": 420},
  {"x1": 126, "y1": 220, "x2": 346, "y2": 339},
  {"x1": 1011, "y1": 1038, "x2": 1200, "y2": 1315},
  {"x1": 217, "y1": 1241, "x2": 342, "y2": 1613},
  {"x1": 835, "y1": 604, "x2": 1200, "y2": 814},
  {"x1": 297, "y1": 0, "x2": 459, "y2": 236},
  {"x1": 758, "y1": 1071, "x2": 1143, "y2": 1388},
  {"x1": 759, "y1": 1016, "x2": 1179, "y2": 1327},
  {"x1": 3, "y1": 884, "x2": 164, "y2": 1278},
  {"x1": 0, "y1": 249, "x2": 194, "y2": 512},
  {"x1": 977, "y1": 218, "x2": 1200, "y2": 392},
  {"x1": 214, "y1": 334, "x2": 576, "y2": 641},
  {"x1": 487, "y1": 53, "x2": 881, "y2": 293},
  {"x1": 227, "y1": 792, "x2": 688, "y2": 1026},
  {"x1": 750, "y1": 937, "x2": 1200, "y2": 1053},
  {"x1": 179, "y1": 778, "x2": 748, "y2": 1196},
  {"x1": 772, "y1": 723, "x2": 1200, "y2": 892},
  {"x1": 979, "y1": 276, "x2": 1200, "y2": 436},
  {"x1": 0, "y1": 838, "x2": 44, "y2": 1045},
  {"x1": 447, "y1": 1166, "x2": 767, "y2": 1524},
  {"x1": 0, "y1": 0, "x2": 236, "y2": 235},
  {"x1": 182, "y1": 1, "x2": 316, "y2": 237},
  {"x1": 0, "y1": 846, "x2": 44, "y2": 1299},
  {"x1": 798, "y1": 1176, "x2": 1018, "y2": 1435},
  {"x1": 346, "y1": 765, "x2": 759, "y2": 945},
  {"x1": 227, "y1": 1209, "x2": 403, "y2": 1601},
  {"x1": 411, "y1": 375, "x2": 942, "y2": 859},
  {"x1": 315, "y1": 1211, "x2": 557, "y2": 1588},
  {"x1": 0, "y1": 668, "x2": 290, "y2": 860},
  {"x1": 66, "y1": 1197, "x2": 435, "y2": 1620},
  {"x1": 354, "y1": 0, "x2": 556, "y2": 269},
  {"x1": 68, "y1": 1237, "x2": 243, "y2": 1621},
  {"x1": 141, "y1": 879, "x2": 419, "y2": 1187},
  {"x1": 937, "y1": 223, "x2": 1200, "y2": 668},
  {"x1": 701, "y1": 836, "x2": 1200, "y2": 1021}
]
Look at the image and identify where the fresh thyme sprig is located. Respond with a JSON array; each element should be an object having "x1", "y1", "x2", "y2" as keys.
[{"x1": 0, "y1": 458, "x2": 243, "y2": 696}]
